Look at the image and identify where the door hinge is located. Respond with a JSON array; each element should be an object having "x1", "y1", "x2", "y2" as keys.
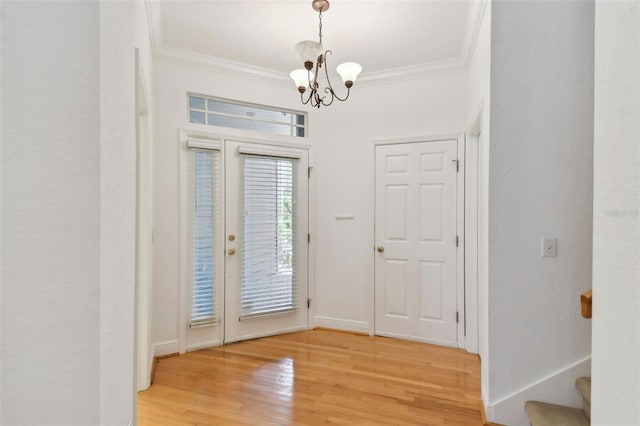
[
  {"x1": 308, "y1": 233, "x2": 311, "y2": 244},
  {"x1": 307, "y1": 298, "x2": 311, "y2": 308},
  {"x1": 308, "y1": 166, "x2": 313, "y2": 178},
  {"x1": 456, "y1": 311, "x2": 459, "y2": 323},
  {"x1": 456, "y1": 235, "x2": 459, "y2": 247},
  {"x1": 452, "y1": 159, "x2": 459, "y2": 172}
]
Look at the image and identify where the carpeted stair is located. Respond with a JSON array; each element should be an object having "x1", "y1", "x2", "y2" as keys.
[
  {"x1": 525, "y1": 377, "x2": 591, "y2": 425},
  {"x1": 575, "y1": 377, "x2": 591, "y2": 418}
]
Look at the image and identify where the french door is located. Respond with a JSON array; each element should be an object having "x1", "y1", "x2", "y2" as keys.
[
  {"x1": 182, "y1": 138, "x2": 309, "y2": 350},
  {"x1": 224, "y1": 141, "x2": 309, "y2": 343},
  {"x1": 374, "y1": 140, "x2": 458, "y2": 346}
]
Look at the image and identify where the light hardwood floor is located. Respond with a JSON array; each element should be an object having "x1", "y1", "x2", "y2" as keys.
[{"x1": 138, "y1": 329, "x2": 483, "y2": 425}]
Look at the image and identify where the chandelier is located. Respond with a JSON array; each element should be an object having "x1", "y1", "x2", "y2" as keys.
[{"x1": 289, "y1": 0, "x2": 362, "y2": 108}]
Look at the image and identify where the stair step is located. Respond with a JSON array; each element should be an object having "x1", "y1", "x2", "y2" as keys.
[
  {"x1": 575, "y1": 377, "x2": 591, "y2": 418},
  {"x1": 575, "y1": 377, "x2": 591, "y2": 404},
  {"x1": 525, "y1": 401, "x2": 590, "y2": 426}
]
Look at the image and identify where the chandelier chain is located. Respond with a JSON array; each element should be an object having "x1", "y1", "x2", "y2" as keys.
[{"x1": 318, "y1": 9, "x2": 323, "y2": 44}]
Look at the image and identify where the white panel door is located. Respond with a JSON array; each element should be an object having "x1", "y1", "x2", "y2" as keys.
[
  {"x1": 224, "y1": 141, "x2": 309, "y2": 343},
  {"x1": 374, "y1": 140, "x2": 458, "y2": 346}
]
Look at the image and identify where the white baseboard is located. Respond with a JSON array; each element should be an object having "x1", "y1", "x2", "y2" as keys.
[
  {"x1": 314, "y1": 316, "x2": 369, "y2": 334},
  {"x1": 488, "y1": 356, "x2": 591, "y2": 426},
  {"x1": 224, "y1": 325, "x2": 308, "y2": 344},
  {"x1": 153, "y1": 339, "x2": 180, "y2": 357},
  {"x1": 186, "y1": 339, "x2": 222, "y2": 352},
  {"x1": 375, "y1": 330, "x2": 457, "y2": 347}
]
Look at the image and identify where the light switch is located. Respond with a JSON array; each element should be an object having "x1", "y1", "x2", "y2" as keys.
[{"x1": 542, "y1": 237, "x2": 557, "y2": 257}]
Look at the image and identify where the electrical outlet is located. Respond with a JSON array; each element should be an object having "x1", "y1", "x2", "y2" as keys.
[{"x1": 542, "y1": 237, "x2": 557, "y2": 257}]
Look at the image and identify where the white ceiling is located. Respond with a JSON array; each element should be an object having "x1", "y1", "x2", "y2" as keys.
[{"x1": 150, "y1": 1, "x2": 486, "y2": 85}]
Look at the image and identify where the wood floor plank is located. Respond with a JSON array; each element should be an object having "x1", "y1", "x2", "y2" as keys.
[{"x1": 138, "y1": 330, "x2": 483, "y2": 425}]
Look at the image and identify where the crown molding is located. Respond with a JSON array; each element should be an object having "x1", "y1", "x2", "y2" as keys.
[
  {"x1": 462, "y1": 0, "x2": 489, "y2": 68},
  {"x1": 356, "y1": 57, "x2": 468, "y2": 87},
  {"x1": 145, "y1": 0, "x2": 488, "y2": 88},
  {"x1": 146, "y1": 0, "x2": 162, "y2": 55},
  {"x1": 155, "y1": 46, "x2": 292, "y2": 87}
]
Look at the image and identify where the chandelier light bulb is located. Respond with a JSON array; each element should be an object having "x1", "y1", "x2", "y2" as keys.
[{"x1": 336, "y1": 62, "x2": 363, "y2": 88}]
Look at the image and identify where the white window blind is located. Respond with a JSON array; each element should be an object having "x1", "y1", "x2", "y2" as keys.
[
  {"x1": 190, "y1": 148, "x2": 220, "y2": 325},
  {"x1": 241, "y1": 155, "x2": 297, "y2": 318}
]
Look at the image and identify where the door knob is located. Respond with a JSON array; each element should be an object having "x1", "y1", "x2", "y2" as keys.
[
  {"x1": 377, "y1": 246, "x2": 384, "y2": 253},
  {"x1": 227, "y1": 248, "x2": 236, "y2": 256}
]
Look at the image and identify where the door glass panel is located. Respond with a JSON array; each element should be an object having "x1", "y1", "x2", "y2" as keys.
[{"x1": 241, "y1": 156, "x2": 296, "y2": 318}]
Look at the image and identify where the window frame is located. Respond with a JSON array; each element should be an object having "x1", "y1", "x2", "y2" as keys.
[{"x1": 187, "y1": 93, "x2": 308, "y2": 138}]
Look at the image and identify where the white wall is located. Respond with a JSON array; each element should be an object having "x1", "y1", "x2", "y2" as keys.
[
  {"x1": 311, "y1": 74, "x2": 468, "y2": 332},
  {"x1": 151, "y1": 59, "x2": 469, "y2": 350},
  {"x1": 1, "y1": 1, "x2": 153, "y2": 424},
  {"x1": 592, "y1": 1, "x2": 640, "y2": 424},
  {"x1": 466, "y1": 0, "x2": 491, "y2": 406},
  {"x1": 1, "y1": 2, "x2": 101, "y2": 424},
  {"x1": 100, "y1": 1, "x2": 154, "y2": 424},
  {"x1": 488, "y1": 1, "x2": 594, "y2": 424},
  {"x1": 152, "y1": 61, "x2": 305, "y2": 352}
]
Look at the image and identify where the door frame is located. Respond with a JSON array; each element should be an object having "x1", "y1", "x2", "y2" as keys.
[
  {"x1": 177, "y1": 127, "x2": 314, "y2": 353},
  {"x1": 135, "y1": 48, "x2": 153, "y2": 391},
  {"x1": 371, "y1": 134, "x2": 476, "y2": 352}
]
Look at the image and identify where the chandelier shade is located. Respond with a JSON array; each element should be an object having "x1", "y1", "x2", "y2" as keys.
[
  {"x1": 290, "y1": 69, "x2": 315, "y2": 92},
  {"x1": 336, "y1": 62, "x2": 363, "y2": 87},
  {"x1": 295, "y1": 41, "x2": 324, "y2": 68},
  {"x1": 289, "y1": 0, "x2": 362, "y2": 108}
]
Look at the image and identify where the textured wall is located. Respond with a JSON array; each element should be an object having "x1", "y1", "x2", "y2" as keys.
[
  {"x1": 488, "y1": 1, "x2": 594, "y2": 424},
  {"x1": 1, "y1": 2, "x2": 153, "y2": 424},
  {"x1": 1, "y1": 2, "x2": 101, "y2": 424},
  {"x1": 592, "y1": 1, "x2": 640, "y2": 424},
  {"x1": 311, "y1": 74, "x2": 468, "y2": 332},
  {"x1": 150, "y1": 61, "x2": 469, "y2": 352}
]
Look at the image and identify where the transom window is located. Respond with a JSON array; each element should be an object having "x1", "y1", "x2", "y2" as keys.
[{"x1": 188, "y1": 94, "x2": 306, "y2": 137}]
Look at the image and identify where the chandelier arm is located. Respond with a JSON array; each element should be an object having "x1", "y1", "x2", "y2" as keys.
[
  {"x1": 322, "y1": 50, "x2": 337, "y2": 93},
  {"x1": 331, "y1": 87, "x2": 350, "y2": 102},
  {"x1": 303, "y1": 63, "x2": 317, "y2": 107},
  {"x1": 312, "y1": 60, "x2": 321, "y2": 93},
  {"x1": 310, "y1": 91, "x2": 320, "y2": 108},
  {"x1": 320, "y1": 86, "x2": 335, "y2": 107},
  {"x1": 301, "y1": 91, "x2": 313, "y2": 105},
  {"x1": 321, "y1": 50, "x2": 348, "y2": 103}
]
